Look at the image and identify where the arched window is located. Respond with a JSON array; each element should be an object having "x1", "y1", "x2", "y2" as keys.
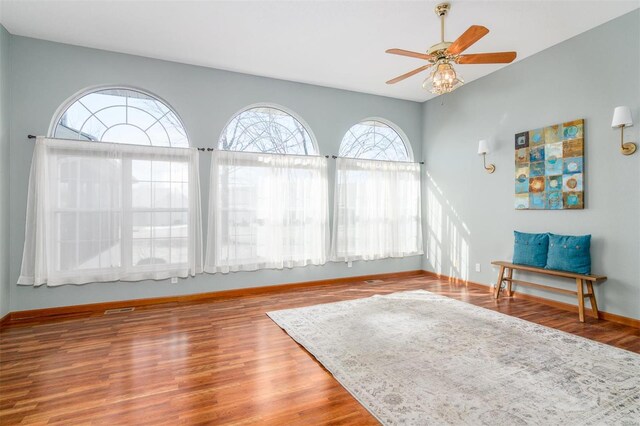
[
  {"x1": 331, "y1": 118, "x2": 422, "y2": 262},
  {"x1": 18, "y1": 86, "x2": 201, "y2": 286},
  {"x1": 339, "y1": 119, "x2": 412, "y2": 162},
  {"x1": 206, "y1": 104, "x2": 325, "y2": 273},
  {"x1": 52, "y1": 87, "x2": 189, "y2": 147},
  {"x1": 219, "y1": 105, "x2": 317, "y2": 155}
]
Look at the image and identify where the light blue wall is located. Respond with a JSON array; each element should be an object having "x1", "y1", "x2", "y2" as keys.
[
  {"x1": 0, "y1": 25, "x2": 10, "y2": 317},
  {"x1": 421, "y1": 10, "x2": 640, "y2": 319},
  {"x1": 8, "y1": 35, "x2": 423, "y2": 311},
  {"x1": 6, "y1": 10, "x2": 639, "y2": 318}
]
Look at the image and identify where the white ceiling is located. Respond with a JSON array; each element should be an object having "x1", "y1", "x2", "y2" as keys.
[{"x1": 1, "y1": 0, "x2": 638, "y2": 102}]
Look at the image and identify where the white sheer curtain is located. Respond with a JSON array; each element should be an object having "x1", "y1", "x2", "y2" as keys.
[
  {"x1": 205, "y1": 150, "x2": 329, "y2": 273},
  {"x1": 331, "y1": 157, "x2": 423, "y2": 262},
  {"x1": 18, "y1": 137, "x2": 202, "y2": 286}
]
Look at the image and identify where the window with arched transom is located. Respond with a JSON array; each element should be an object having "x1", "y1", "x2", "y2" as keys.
[
  {"x1": 205, "y1": 104, "x2": 326, "y2": 273},
  {"x1": 18, "y1": 86, "x2": 201, "y2": 287},
  {"x1": 331, "y1": 118, "x2": 422, "y2": 262}
]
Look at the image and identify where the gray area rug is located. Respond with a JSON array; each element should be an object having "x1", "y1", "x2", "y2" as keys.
[{"x1": 267, "y1": 290, "x2": 640, "y2": 425}]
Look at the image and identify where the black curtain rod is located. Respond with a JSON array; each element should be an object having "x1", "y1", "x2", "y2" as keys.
[
  {"x1": 27, "y1": 135, "x2": 423, "y2": 164},
  {"x1": 328, "y1": 154, "x2": 424, "y2": 165},
  {"x1": 28, "y1": 134, "x2": 214, "y2": 151}
]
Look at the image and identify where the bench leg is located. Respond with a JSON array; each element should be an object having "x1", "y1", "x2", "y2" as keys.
[
  {"x1": 586, "y1": 281, "x2": 599, "y2": 319},
  {"x1": 506, "y1": 268, "x2": 514, "y2": 296},
  {"x1": 494, "y1": 266, "x2": 505, "y2": 299},
  {"x1": 576, "y1": 278, "x2": 585, "y2": 322}
]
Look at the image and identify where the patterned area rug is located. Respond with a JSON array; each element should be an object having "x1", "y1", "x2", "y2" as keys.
[{"x1": 267, "y1": 290, "x2": 640, "y2": 425}]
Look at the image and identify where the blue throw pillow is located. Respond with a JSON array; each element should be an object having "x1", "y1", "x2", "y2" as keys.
[
  {"x1": 513, "y1": 231, "x2": 549, "y2": 268},
  {"x1": 546, "y1": 233, "x2": 591, "y2": 274}
]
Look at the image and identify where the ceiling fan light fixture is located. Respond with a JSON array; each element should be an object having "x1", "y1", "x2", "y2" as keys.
[
  {"x1": 385, "y1": 2, "x2": 516, "y2": 93},
  {"x1": 423, "y1": 61, "x2": 464, "y2": 94}
]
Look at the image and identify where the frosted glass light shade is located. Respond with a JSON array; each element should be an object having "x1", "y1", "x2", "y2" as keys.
[
  {"x1": 423, "y1": 61, "x2": 464, "y2": 94},
  {"x1": 611, "y1": 106, "x2": 633, "y2": 128},
  {"x1": 477, "y1": 139, "x2": 489, "y2": 155}
]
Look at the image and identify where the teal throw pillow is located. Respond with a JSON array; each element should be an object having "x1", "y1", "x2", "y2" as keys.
[
  {"x1": 546, "y1": 233, "x2": 591, "y2": 274},
  {"x1": 513, "y1": 231, "x2": 549, "y2": 268}
]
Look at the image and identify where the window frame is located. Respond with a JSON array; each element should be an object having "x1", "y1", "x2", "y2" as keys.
[
  {"x1": 48, "y1": 146, "x2": 194, "y2": 280},
  {"x1": 47, "y1": 84, "x2": 191, "y2": 148},
  {"x1": 205, "y1": 149, "x2": 329, "y2": 273},
  {"x1": 218, "y1": 103, "x2": 320, "y2": 156},
  {"x1": 339, "y1": 117, "x2": 414, "y2": 162},
  {"x1": 30, "y1": 86, "x2": 199, "y2": 284}
]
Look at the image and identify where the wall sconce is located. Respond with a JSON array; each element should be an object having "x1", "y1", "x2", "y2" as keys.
[
  {"x1": 611, "y1": 106, "x2": 636, "y2": 156},
  {"x1": 477, "y1": 139, "x2": 495, "y2": 173}
]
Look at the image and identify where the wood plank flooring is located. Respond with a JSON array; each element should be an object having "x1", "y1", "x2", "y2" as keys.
[{"x1": 1, "y1": 274, "x2": 639, "y2": 425}]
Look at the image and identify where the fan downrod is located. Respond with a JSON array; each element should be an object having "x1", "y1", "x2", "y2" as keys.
[{"x1": 428, "y1": 3, "x2": 452, "y2": 56}]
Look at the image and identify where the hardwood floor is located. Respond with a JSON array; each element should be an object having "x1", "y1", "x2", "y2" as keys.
[{"x1": 1, "y1": 274, "x2": 639, "y2": 425}]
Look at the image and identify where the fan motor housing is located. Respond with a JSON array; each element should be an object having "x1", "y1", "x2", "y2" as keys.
[{"x1": 427, "y1": 42, "x2": 452, "y2": 57}]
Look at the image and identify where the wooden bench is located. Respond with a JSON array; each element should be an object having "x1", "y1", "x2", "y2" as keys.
[{"x1": 491, "y1": 261, "x2": 607, "y2": 322}]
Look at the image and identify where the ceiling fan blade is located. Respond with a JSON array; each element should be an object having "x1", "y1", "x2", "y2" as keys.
[
  {"x1": 457, "y1": 52, "x2": 517, "y2": 64},
  {"x1": 386, "y1": 64, "x2": 432, "y2": 84},
  {"x1": 446, "y1": 25, "x2": 489, "y2": 55},
  {"x1": 386, "y1": 48, "x2": 433, "y2": 61}
]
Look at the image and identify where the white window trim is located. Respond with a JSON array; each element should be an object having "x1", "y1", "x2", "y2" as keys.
[
  {"x1": 218, "y1": 102, "x2": 320, "y2": 155},
  {"x1": 18, "y1": 138, "x2": 203, "y2": 286},
  {"x1": 341, "y1": 116, "x2": 414, "y2": 162},
  {"x1": 47, "y1": 84, "x2": 191, "y2": 147}
]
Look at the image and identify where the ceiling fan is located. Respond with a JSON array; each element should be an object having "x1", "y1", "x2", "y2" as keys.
[{"x1": 386, "y1": 2, "x2": 517, "y2": 94}]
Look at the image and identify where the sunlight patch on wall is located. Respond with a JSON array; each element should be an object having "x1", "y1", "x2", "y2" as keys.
[
  {"x1": 427, "y1": 186, "x2": 443, "y2": 274},
  {"x1": 425, "y1": 171, "x2": 470, "y2": 281}
]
